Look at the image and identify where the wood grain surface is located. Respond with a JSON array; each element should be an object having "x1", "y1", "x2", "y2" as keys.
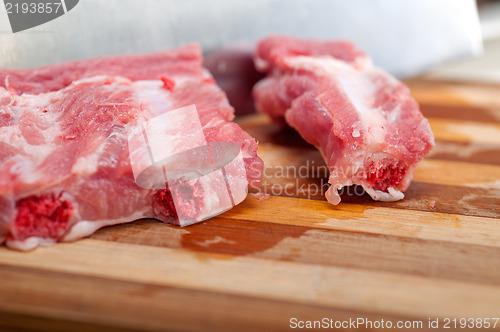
[{"x1": 1, "y1": 79, "x2": 500, "y2": 331}]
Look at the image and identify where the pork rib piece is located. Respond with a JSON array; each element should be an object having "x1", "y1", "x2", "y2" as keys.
[
  {"x1": 253, "y1": 36, "x2": 434, "y2": 204},
  {"x1": 0, "y1": 45, "x2": 263, "y2": 250},
  {"x1": 0, "y1": 45, "x2": 201, "y2": 95}
]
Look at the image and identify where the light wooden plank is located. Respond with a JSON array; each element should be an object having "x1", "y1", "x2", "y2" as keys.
[
  {"x1": 0, "y1": 239, "x2": 498, "y2": 321},
  {"x1": 404, "y1": 79, "x2": 462, "y2": 100},
  {"x1": 429, "y1": 118, "x2": 500, "y2": 145},
  {"x1": 407, "y1": 79, "x2": 500, "y2": 123},
  {"x1": 0, "y1": 265, "x2": 424, "y2": 332},
  {"x1": 93, "y1": 218, "x2": 500, "y2": 286},
  {"x1": 426, "y1": 140, "x2": 500, "y2": 165},
  {"x1": 224, "y1": 196, "x2": 500, "y2": 247},
  {"x1": 89, "y1": 218, "x2": 500, "y2": 286},
  {"x1": 413, "y1": 159, "x2": 500, "y2": 188}
]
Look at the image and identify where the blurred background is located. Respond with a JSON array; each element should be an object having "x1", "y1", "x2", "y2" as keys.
[
  {"x1": 0, "y1": 0, "x2": 485, "y2": 76},
  {"x1": 427, "y1": 0, "x2": 500, "y2": 82}
]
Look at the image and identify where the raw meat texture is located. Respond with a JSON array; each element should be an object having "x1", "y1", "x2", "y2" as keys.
[
  {"x1": 0, "y1": 45, "x2": 202, "y2": 95},
  {"x1": 0, "y1": 45, "x2": 263, "y2": 250},
  {"x1": 253, "y1": 36, "x2": 434, "y2": 204}
]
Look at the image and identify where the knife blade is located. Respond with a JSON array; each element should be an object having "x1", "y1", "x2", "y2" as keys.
[{"x1": 0, "y1": 0, "x2": 482, "y2": 77}]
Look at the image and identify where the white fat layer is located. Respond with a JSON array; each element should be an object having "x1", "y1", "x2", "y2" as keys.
[
  {"x1": 364, "y1": 186, "x2": 405, "y2": 202},
  {"x1": 63, "y1": 210, "x2": 149, "y2": 242},
  {"x1": 134, "y1": 80, "x2": 172, "y2": 118},
  {"x1": 325, "y1": 183, "x2": 404, "y2": 205},
  {"x1": 71, "y1": 153, "x2": 100, "y2": 177},
  {"x1": 286, "y1": 56, "x2": 387, "y2": 143},
  {"x1": 6, "y1": 237, "x2": 56, "y2": 251},
  {"x1": 325, "y1": 184, "x2": 342, "y2": 205},
  {"x1": 0, "y1": 95, "x2": 63, "y2": 186}
]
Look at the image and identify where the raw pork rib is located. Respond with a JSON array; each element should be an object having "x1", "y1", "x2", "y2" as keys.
[
  {"x1": 253, "y1": 36, "x2": 434, "y2": 204},
  {"x1": 0, "y1": 45, "x2": 263, "y2": 250}
]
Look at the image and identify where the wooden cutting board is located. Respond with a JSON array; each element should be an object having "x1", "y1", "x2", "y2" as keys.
[{"x1": 0, "y1": 79, "x2": 499, "y2": 332}]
